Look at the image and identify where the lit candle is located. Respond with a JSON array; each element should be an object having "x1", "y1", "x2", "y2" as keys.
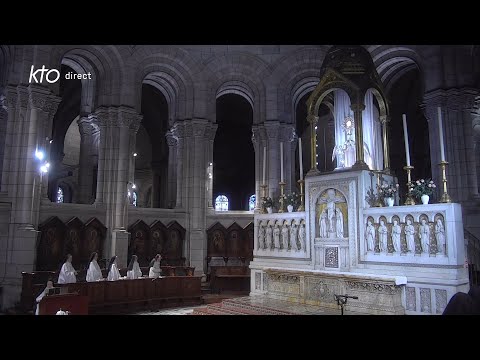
[
  {"x1": 402, "y1": 114, "x2": 411, "y2": 167},
  {"x1": 298, "y1": 137, "x2": 303, "y2": 180},
  {"x1": 280, "y1": 142, "x2": 284, "y2": 183},
  {"x1": 438, "y1": 106, "x2": 445, "y2": 162},
  {"x1": 262, "y1": 146, "x2": 266, "y2": 185}
]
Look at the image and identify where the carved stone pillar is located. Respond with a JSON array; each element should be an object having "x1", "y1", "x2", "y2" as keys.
[
  {"x1": 165, "y1": 130, "x2": 178, "y2": 209},
  {"x1": 171, "y1": 122, "x2": 185, "y2": 209},
  {"x1": 264, "y1": 121, "x2": 281, "y2": 199},
  {"x1": 423, "y1": 88, "x2": 479, "y2": 202},
  {"x1": 203, "y1": 124, "x2": 217, "y2": 210},
  {"x1": 252, "y1": 125, "x2": 267, "y2": 212},
  {"x1": 93, "y1": 106, "x2": 142, "y2": 266},
  {"x1": 76, "y1": 116, "x2": 95, "y2": 204},
  {"x1": 282, "y1": 124, "x2": 297, "y2": 194},
  {"x1": 351, "y1": 103, "x2": 368, "y2": 170}
]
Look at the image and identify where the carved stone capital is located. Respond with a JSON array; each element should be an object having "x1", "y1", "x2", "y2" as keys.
[
  {"x1": 77, "y1": 117, "x2": 95, "y2": 137},
  {"x1": 281, "y1": 124, "x2": 297, "y2": 143},
  {"x1": 94, "y1": 106, "x2": 142, "y2": 130},
  {"x1": 264, "y1": 121, "x2": 281, "y2": 140},
  {"x1": 379, "y1": 115, "x2": 389, "y2": 124},
  {"x1": 165, "y1": 130, "x2": 178, "y2": 147},
  {"x1": 190, "y1": 119, "x2": 209, "y2": 138},
  {"x1": 204, "y1": 123, "x2": 218, "y2": 141},
  {"x1": 307, "y1": 114, "x2": 319, "y2": 124},
  {"x1": 350, "y1": 103, "x2": 366, "y2": 112},
  {"x1": 171, "y1": 121, "x2": 185, "y2": 139}
]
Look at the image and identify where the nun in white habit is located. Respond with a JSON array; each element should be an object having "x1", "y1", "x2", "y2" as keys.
[
  {"x1": 57, "y1": 254, "x2": 77, "y2": 284},
  {"x1": 35, "y1": 279, "x2": 54, "y2": 315},
  {"x1": 148, "y1": 254, "x2": 162, "y2": 278},
  {"x1": 86, "y1": 252, "x2": 104, "y2": 282},
  {"x1": 126, "y1": 255, "x2": 143, "y2": 279},
  {"x1": 107, "y1": 255, "x2": 121, "y2": 281}
]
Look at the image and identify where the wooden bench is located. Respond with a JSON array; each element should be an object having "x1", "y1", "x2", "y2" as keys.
[{"x1": 210, "y1": 266, "x2": 250, "y2": 294}]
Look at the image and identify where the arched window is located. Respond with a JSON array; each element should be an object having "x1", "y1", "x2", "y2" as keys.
[
  {"x1": 56, "y1": 187, "x2": 64, "y2": 203},
  {"x1": 248, "y1": 194, "x2": 256, "y2": 211},
  {"x1": 132, "y1": 191, "x2": 138, "y2": 207},
  {"x1": 215, "y1": 195, "x2": 229, "y2": 211}
]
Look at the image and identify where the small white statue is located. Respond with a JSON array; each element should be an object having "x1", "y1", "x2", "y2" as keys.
[
  {"x1": 405, "y1": 219, "x2": 415, "y2": 253},
  {"x1": 265, "y1": 225, "x2": 273, "y2": 250},
  {"x1": 273, "y1": 223, "x2": 281, "y2": 249},
  {"x1": 290, "y1": 222, "x2": 298, "y2": 251},
  {"x1": 258, "y1": 222, "x2": 265, "y2": 250},
  {"x1": 392, "y1": 220, "x2": 402, "y2": 253},
  {"x1": 419, "y1": 219, "x2": 430, "y2": 254},
  {"x1": 435, "y1": 219, "x2": 445, "y2": 255},
  {"x1": 281, "y1": 222, "x2": 289, "y2": 250},
  {"x1": 298, "y1": 222, "x2": 306, "y2": 251},
  {"x1": 378, "y1": 220, "x2": 388, "y2": 252},
  {"x1": 365, "y1": 220, "x2": 376, "y2": 252}
]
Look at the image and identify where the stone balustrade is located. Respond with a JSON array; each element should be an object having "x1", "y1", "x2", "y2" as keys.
[{"x1": 254, "y1": 211, "x2": 308, "y2": 259}]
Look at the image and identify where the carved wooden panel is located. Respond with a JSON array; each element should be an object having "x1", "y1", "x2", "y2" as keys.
[
  {"x1": 207, "y1": 222, "x2": 227, "y2": 258},
  {"x1": 36, "y1": 217, "x2": 66, "y2": 271},
  {"x1": 128, "y1": 220, "x2": 151, "y2": 267},
  {"x1": 149, "y1": 220, "x2": 167, "y2": 261},
  {"x1": 65, "y1": 217, "x2": 84, "y2": 269},
  {"x1": 82, "y1": 218, "x2": 106, "y2": 263},
  {"x1": 164, "y1": 221, "x2": 185, "y2": 265},
  {"x1": 226, "y1": 223, "x2": 244, "y2": 258},
  {"x1": 244, "y1": 222, "x2": 254, "y2": 259}
]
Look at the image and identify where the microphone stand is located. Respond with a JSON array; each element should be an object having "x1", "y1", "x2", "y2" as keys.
[{"x1": 334, "y1": 294, "x2": 359, "y2": 315}]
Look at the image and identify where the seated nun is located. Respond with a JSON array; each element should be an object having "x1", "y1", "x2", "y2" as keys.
[
  {"x1": 148, "y1": 254, "x2": 162, "y2": 278},
  {"x1": 86, "y1": 252, "x2": 104, "y2": 282},
  {"x1": 35, "y1": 278, "x2": 54, "y2": 315},
  {"x1": 57, "y1": 254, "x2": 77, "y2": 284},
  {"x1": 107, "y1": 255, "x2": 122, "y2": 281},
  {"x1": 126, "y1": 255, "x2": 143, "y2": 279}
]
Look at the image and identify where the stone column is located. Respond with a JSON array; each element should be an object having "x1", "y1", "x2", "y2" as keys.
[
  {"x1": 307, "y1": 114, "x2": 319, "y2": 175},
  {"x1": 76, "y1": 116, "x2": 95, "y2": 204},
  {"x1": 165, "y1": 130, "x2": 178, "y2": 209},
  {"x1": 203, "y1": 124, "x2": 217, "y2": 210},
  {"x1": 172, "y1": 122, "x2": 186, "y2": 209},
  {"x1": 423, "y1": 89, "x2": 479, "y2": 202},
  {"x1": 282, "y1": 124, "x2": 297, "y2": 194},
  {"x1": 351, "y1": 103, "x2": 368, "y2": 170},
  {"x1": 264, "y1": 121, "x2": 281, "y2": 199},
  {"x1": 93, "y1": 106, "x2": 142, "y2": 267},
  {"x1": 379, "y1": 115, "x2": 391, "y2": 173},
  {"x1": 252, "y1": 125, "x2": 267, "y2": 212}
]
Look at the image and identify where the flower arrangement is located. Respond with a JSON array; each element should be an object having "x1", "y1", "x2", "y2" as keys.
[
  {"x1": 281, "y1": 192, "x2": 300, "y2": 208},
  {"x1": 407, "y1": 179, "x2": 436, "y2": 199},
  {"x1": 262, "y1": 196, "x2": 273, "y2": 209},
  {"x1": 378, "y1": 182, "x2": 399, "y2": 199}
]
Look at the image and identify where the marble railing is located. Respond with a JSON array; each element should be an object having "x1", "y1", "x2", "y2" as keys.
[
  {"x1": 254, "y1": 212, "x2": 308, "y2": 259},
  {"x1": 360, "y1": 203, "x2": 465, "y2": 266}
]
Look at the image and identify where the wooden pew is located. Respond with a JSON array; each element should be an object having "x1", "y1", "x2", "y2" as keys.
[
  {"x1": 38, "y1": 293, "x2": 89, "y2": 315},
  {"x1": 21, "y1": 265, "x2": 196, "y2": 313},
  {"x1": 210, "y1": 266, "x2": 250, "y2": 294}
]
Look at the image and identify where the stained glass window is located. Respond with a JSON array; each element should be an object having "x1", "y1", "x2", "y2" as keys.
[
  {"x1": 215, "y1": 195, "x2": 228, "y2": 211},
  {"x1": 56, "y1": 187, "x2": 64, "y2": 203},
  {"x1": 248, "y1": 194, "x2": 255, "y2": 211}
]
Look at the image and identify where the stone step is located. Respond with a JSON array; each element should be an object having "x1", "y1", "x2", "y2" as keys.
[{"x1": 221, "y1": 299, "x2": 293, "y2": 315}]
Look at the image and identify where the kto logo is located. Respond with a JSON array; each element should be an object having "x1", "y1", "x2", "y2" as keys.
[{"x1": 29, "y1": 65, "x2": 60, "y2": 84}]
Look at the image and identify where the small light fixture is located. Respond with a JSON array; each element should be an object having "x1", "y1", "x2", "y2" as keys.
[
  {"x1": 133, "y1": 153, "x2": 137, "y2": 157},
  {"x1": 40, "y1": 165, "x2": 48, "y2": 173},
  {"x1": 127, "y1": 191, "x2": 131, "y2": 197},
  {"x1": 45, "y1": 162, "x2": 50, "y2": 168},
  {"x1": 132, "y1": 184, "x2": 136, "y2": 189},
  {"x1": 209, "y1": 162, "x2": 213, "y2": 166},
  {"x1": 35, "y1": 150, "x2": 44, "y2": 160},
  {"x1": 49, "y1": 139, "x2": 53, "y2": 144}
]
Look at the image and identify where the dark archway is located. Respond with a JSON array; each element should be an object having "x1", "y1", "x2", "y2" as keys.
[
  {"x1": 48, "y1": 64, "x2": 82, "y2": 203},
  {"x1": 138, "y1": 84, "x2": 169, "y2": 208},
  {"x1": 214, "y1": 94, "x2": 254, "y2": 210},
  {"x1": 388, "y1": 68, "x2": 431, "y2": 200}
]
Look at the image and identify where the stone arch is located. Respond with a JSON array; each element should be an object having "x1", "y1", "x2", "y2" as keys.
[
  {"x1": 368, "y1": 45, "x2": 424, "y2": 95},
  {"x1": 201, "y1": 52, "x2": 270, "y2": 125},
  {"x1": 132, "y1": 46, "x2": 199, "y2": 121},
  {"x1": 268, "y1": 46, "x2": 329, "y2": 122}
]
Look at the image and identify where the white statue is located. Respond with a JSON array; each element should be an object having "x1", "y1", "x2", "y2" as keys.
[
  {"x1": 419, "y1": 219, "x2": 430, "y2": 254},
  {"x1": 392, "y1": 220, "x2": 401, "y2": 253},
  {"x1": 435, "y1": 219, "x2": 445, "y2": 255},
  {"x1": 298, "y1": 222, "x2": 306, "y2": 251},
  {"x1": 335, "y1": 208, "x2": 344, "y2": 238},
  {"x1": 378, "y1": 220, "x2": 388, "y2": 252},
  {"x1": 273, "y1": 223, "x2": 281, "y2": 249},
  {"x1": 319, "y1": 211, "x2": 328, "y2": 238},
  {"x1": 258, "y1": 222, "x2": 265, "y2": 250},
  {"x1": 405, "y1": 219, "x2": 415, "y2": 253},
  {"x1": 318, "y1": 189, "x2": 344, "y2": 237},
  {"x1": 365, "y1": 220, "x2": 375, "y2": 252},
  {"x1": 281, "y1": 222, "x2": 289, "y2": 250},
  {"x1": 290, "y1": 222, "x2": 298, "y2": 251},
  {"x1": 265, "y1": 225, "x2": 273, "y2": 250}
]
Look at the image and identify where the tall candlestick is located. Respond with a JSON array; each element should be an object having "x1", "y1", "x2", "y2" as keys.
[
  {"x1": 262, "y1": 146, "x2": 266, "y2": 185},
  {"x1": 280, "y1": 142, "x2": 284, "y2": 183},
  {"x1": 402, "y1": 114, "x2": 411, "y2": 167},
  {"x1": 298, "y1": 137, "x2": 303, "y2": 180},
  {"x1": 438, "y1": 106, "x2": 445, "y2": 162}
]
